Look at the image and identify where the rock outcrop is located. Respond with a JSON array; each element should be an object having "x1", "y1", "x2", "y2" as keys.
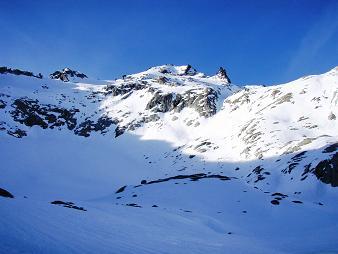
[
  {"x1": 146, "y1": 88, "x2": 218, "y2": 117},
  {"x1": 0, "y1": 66, "x2": 42, "y2": 79},
  {"x1": 50, "y1": 68, "x2": 88, "y2": 82},
  {"x1": 216, "y1": 67, "x2": 231, "y2": 83}
]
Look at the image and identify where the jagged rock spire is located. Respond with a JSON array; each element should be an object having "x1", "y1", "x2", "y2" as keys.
[
  {"x1": 184, "y1": 64, "x2": 197, "y2": 75},
  {"x1": 216, "y1": 67, "x2": 231, "y2": 83}
]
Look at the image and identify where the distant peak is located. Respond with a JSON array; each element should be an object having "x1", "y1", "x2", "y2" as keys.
[
  {"x1": 184, "y1": 64, "x2": 197, "y2": 75},
  {"x1": 216, "y1": 67, "x2": 231, "y2": 83},
  {"x1": 50, "y1": 68, "x2": 88, "y2": 82}
]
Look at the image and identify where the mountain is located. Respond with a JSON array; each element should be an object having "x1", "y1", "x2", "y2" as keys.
[
  {"x1": 0, "y1": 64, "x2": 337, "y2": 254},
  {"x1": 50, "y1": 67, "x2": 88, "y2": 82}
]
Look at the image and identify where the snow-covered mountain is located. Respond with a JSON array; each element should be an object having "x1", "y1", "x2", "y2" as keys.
[{"x1": 0, "y1": 64, "x2": 337, "y2": 254}]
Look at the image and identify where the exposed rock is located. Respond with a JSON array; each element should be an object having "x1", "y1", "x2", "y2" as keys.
[
  {"x1": 216, "y1": 67, "x2": 231, "y2": 83},
  {"x1": 74, "y1": 116, "x2": 117, "y2": 137},
  {"x1": 313, "y1": 152, "x2": 338, "y2": 187},
  {"x1": 251, "y1": 165, "x2": 267, "y2": 182},
  {"x1": 51, "y1": 200, "x2": 86, "y2": 211},
  {"x1": 323, "y1": 143, "x2": 338, "y2": 153},
  {"x1": 125, "y1": 203, "x2": 142, "y2": 208},
  {"x1": 115, "y1": 126, "x2": 127, "y2": 137},
  {"x1": 283, "y1": 151, "x2": 307, "y2": 174},
  {"x1": 0, "y1": 99, "x2": 7, "y2": 109},
  {"x1": 328, "y1": 112, "x2": 336, "y2": 120},
  {"x1": 271, "y1": 199, "x2": 280, "y2": 205},
  {"x1": 0, "y1": 66, "x2": 42, "y2": 79},
  {"x1": 146, "y1": 88, "x2": 218, "y2": 117},
  {"x1": 271, "y1": 192, "x2": 288, "y2": 198},
  {"x1": 157, "y1": 76, "x2": 169, "y2": 84},
  {"x1": 116, "y1": 185, "x2": 127, "y2": 193},
  {"x1": 7, "y1": 129, "x2": 27, "y2": 138},
  {"x1": 177, "y1": 88, "x2": 218, "y2": 117},
  {"x1": 183, "y1": 65, "x2": 197, "y2": 75},
  {"x1": 134, "y1": 173, "x2": 232, "y2": 186},
  {"x1": 146, "y1": 92, "x2": 180, "y2": 113},
  {"x1": 0, "y1": 187, "x2": 14, "y2": 198},
  {"x1": 50, "y1": 68, "x2": 88, "y2": 82},
  {"x1": 105, "y1": 82, "x2": 146, "y2": 96},
  {"x1": 11, "y1": 98, "x2": 78, "y2": 131}
]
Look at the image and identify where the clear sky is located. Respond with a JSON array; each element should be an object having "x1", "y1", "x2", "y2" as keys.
[{"x1": 1, "y1": 0, "x2": 337, "y2": 85}]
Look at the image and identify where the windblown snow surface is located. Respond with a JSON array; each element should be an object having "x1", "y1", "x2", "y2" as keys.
[{"x1": 0, "y1": 65, "x2": 338, "y2": 254}]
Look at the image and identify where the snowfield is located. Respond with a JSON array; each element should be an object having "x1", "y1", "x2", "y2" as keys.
[{"x1": 0, "y1": 65, "x2": 337, "y2": 253}]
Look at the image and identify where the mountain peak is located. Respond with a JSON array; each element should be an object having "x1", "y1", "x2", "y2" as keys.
[
  {"x1": 141, "y1": 64, "x2": 199, "y2": 77},
  {"x1": 50, "y1": 68, "x2": 88, "y2": 82},
  {"x1": 216, "y1": 67, "x2": 231, "y2": 83}
]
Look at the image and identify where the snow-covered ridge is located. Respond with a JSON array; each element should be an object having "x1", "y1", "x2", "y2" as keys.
[
  {"x1": 0, "y1": 64, "x2": 337, "y2": 187},
  {"x1": 1, "y1": 64, "x2": 338, "y2": 254}
]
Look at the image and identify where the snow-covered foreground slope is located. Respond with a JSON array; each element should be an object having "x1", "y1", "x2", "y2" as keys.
[{"x1": 0, "y1": 65, "x2": 337, "y2": 253}]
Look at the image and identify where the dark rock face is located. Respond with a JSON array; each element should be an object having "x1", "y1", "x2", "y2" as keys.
[
  {"x1": 323, "y1": 143, "x2": 338, "y2": 153},
  {"x1": 11, "y1": 97, "x2": 118, "y2": 138},
  {"x1": 313, "y1": 152, "x2": 338, "y2": 187},
  {"x1": 0, "y1": 66, "x2": 42, "y2": 79},
  {"x1": 157, "y1": 76, "x2": 169, "y2": 84},
  {"x1": 271, "y1": 199, "x2": 280, "y2": 205},
  {"x1": 252, "y1": 166, "x2": 266, "y2": 182},
  {"x1": 114, "y1": 114, "x2": 160, "y2": 138},
  {"x1": 283, "y1": 151, "x2": 307, "y2": 174},
  {"x1": 50, "y1": 68, "x2": 88, "y2": 82},
  {"x1": 0, "y1": 187, "x2": 14, "y2": 198},
  {"x1": 11, "y1": 98, "x2": 78, "y2": 130},
  {"x1": 7, "y1": 129, "x2": 27, "y2": 138},
  {"x1": 176, "y1": 88, "x2": 218, "y2": 117},
  {"x1": 51, "y1": 200, "x2": 86, "y2": 211},
  {"x1": 125, "y1": 203, "x2": 142, "y2": 208},
  {"x1": 115, "y1": 126, "x2": 127, "y2": 138},
  {"x1": 271, "y1": 192, "x2": 288, "y2": 198},
  {"x1": 0, "y1": 99, "x2": 6, "y2": 109},
  {"x1": 183, "y1": 65, "x2": 197, "y2": 75},
  {"x1": 145, "y1": 92, "x2": 181, "y2": 113},
  {"x1": 116, "y1": 185, "x2": 127, "y2": 193},
  {"x1": 140, "y1": 173, "x2": 232, "y2": 185},
  {"x1": 74, "y1": 116, "x2": 117, "y2": 137},
  {"x1": 216, "y1": 67, "x2": 231, "y2": 83},
  {"x1": 146, "y1": 88, "x2": 218, "y2": 117},
  {"x1": 105, "y1": 82, "x2": 146, "y2": 96}
]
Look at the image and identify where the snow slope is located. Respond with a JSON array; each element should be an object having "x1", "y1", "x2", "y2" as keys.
[{"x1": 0, "y1": 64, "x2": 337, "y2": 253}]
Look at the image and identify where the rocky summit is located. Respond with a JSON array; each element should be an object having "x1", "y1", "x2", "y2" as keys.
[
  {"x1": 0, "y1": 64, "x2": 338, "y2": 254},
  {"x1": 49, "y1": 67, "x2": 88, "y2": 82}
]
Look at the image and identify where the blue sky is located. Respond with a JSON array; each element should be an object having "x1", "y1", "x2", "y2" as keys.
[{"x1": 0, "y1": 0, "x2": 337, "y2": 85}]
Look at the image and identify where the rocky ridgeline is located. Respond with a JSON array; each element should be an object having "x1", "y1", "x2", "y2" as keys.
[{"x1": 0, "y1": 66, "x2": 43, "y2": 79}]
